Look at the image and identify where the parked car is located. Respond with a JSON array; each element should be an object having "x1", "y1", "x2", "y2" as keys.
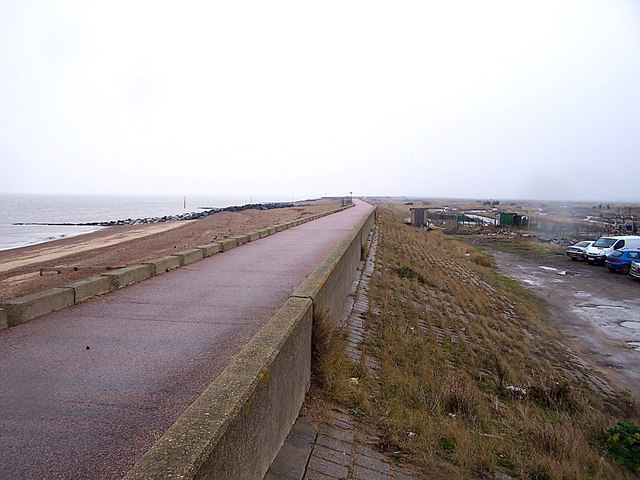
[
  {"x1": 629, "y1": 261, "x2": 640, "y2": 279},
  {"x1": 565, "y1": 241, "x2": 594, "y2": 260},
  {"x1": 585, "y1": 235, "x2": 640, "y2": 265},
  {"x1": 605, "y1": 250, "x2": 640, "y2": 273}
]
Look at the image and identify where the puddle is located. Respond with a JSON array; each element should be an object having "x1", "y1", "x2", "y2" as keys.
[
  {"x1": 628, "y1": 342, "x2": 640, "y2": 351},
  {"x1": 577, "y1": 304, "x2": 626, "y2": 310},
  {"x1": 621, "y1": 321, "x2": 640, "y2": 330},
  {"x1": 540, "y1": 266, "x2": 558, "y2": 271},
  {"x1": 522, "y1": 279, "x2": 539, "y2": 286},
  {"x1": 574, "y1": 291, "x2": 592, "y2": 298}
]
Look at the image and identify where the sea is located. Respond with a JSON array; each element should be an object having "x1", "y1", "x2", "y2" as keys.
[{"x1": 0, "y1": 194, "x2": 299, "y2": 251}]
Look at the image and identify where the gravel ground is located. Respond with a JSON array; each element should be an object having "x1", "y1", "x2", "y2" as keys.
[{"x1": 489, "y1": 248, "x2": 640, "y2": 398}]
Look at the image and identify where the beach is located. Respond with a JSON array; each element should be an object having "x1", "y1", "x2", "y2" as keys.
[{"x1": 0, "y1": 200, "x2": 339, "y2": 303}]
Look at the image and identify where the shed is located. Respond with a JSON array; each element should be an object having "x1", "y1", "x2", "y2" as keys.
[
  {"x1": 497, "y1": 212, "x2": 529, "y2": 227},
  {"x1": 410, "y1": 208, "x2": 427, "y2": 228}
]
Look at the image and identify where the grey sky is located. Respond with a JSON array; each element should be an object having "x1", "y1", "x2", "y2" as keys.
[{"x1": 1, "y1": 1, "x2": 639, "y2": 201}]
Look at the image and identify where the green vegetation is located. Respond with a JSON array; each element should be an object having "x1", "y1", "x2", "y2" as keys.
[
  {"x1": 606, "y1": 422, "x2": 640, "y2": 472},
  {"x1": 313, "y1": 208, "x2": 639, "y2": 479}
]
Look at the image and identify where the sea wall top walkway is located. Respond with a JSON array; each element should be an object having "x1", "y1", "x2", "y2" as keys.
[{"x1": 0, "y1": 199, "x2": 375, "y2": 480}]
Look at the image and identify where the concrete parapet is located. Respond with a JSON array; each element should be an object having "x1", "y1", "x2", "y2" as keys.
[
  {"x1": 293, "y1": 208, "x2": 375, "y2": 329},
  {"x1": 275, "y1": 224, "x2": 285, "y2": 232},
  {"x1": 1, "y1": 288, "x2": 75, "y2": 327},
  {"x1": 102, "y1": 264, "x2": 153, "y2": 290},
  {"x1": 248, "y1": 231, "x2": 260, "y2": 242},
  {"x1": 231, "y1": 234, "x2": 250, "y2": 246},
  {"x1": 173, "y1": 249, "x2": 204, "y2": 266},
  {"x1": 258, "y1": 228, "x2": 270, "y2": 238},
  {"x1": 268, "y1": 226, "x2": 277, "y2": 235},
  {"x1": 64, "y1": 276, "x2": 113, "y2": 304},
  {"x1": 143, "y1": 255, "x2": 182, "y2": 275},
  {"x1": 197, "y1": 243, "x2": 222, "y2": 258},
  {"x1": 219, "y1": 238, "x2": 237, "y2": 252},
  {"x1": 124, "y1": 297, "x2": 313, "y2": 480},
  {"x1": 0, "y1": 307, "x2": 7, "y2": 330}
]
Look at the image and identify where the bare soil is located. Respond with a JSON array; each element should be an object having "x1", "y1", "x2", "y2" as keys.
[
  {"x1": 484, "y1": 245, "x2": 640, "y2": 399},
  {"x1": 0, "y1": 200, "x2": 339, "y2": 302}
]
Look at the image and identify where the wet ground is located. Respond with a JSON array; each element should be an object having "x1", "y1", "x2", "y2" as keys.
[{"x1": 487, "y1": 247, "x2": 640, "y2": 399}]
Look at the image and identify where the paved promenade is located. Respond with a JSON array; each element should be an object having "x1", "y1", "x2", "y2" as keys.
[{"x1": 0, "y1": 200, "x2": 374, "y2": 480}]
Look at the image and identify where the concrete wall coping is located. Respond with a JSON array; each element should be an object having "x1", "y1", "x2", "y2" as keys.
[
  {"x1": 171, "y1": 249, "x2": 204, "y2": 266},
  {"x1": 2, "y1": 287, "x2": 75, "y2": 328},
  {"x1": 142, "y1": 255, "x2": 182, "y2": 275}
]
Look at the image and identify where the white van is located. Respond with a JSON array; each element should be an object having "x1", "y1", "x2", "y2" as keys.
[{"x1": 585, "y1": 235, "x2": 640, "y2": 265}]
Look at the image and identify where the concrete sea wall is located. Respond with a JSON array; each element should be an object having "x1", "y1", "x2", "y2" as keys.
[{"x1": 124, "y1": 205, "x2": 376, "y2": 480}]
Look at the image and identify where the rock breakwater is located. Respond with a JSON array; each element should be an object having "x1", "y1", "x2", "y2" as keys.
[{"x1": 13, "y1": 202, "x2": 295, "y2": 227}]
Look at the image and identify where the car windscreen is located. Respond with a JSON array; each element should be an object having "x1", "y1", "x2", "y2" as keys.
[
  {"x1": 593, "y1": 238, "x2": 617, "y2": 247},
  {"x1": 575, "y1": 241, "x2": 591, "y2": 247}
]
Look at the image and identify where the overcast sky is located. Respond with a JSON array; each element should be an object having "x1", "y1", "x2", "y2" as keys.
[{"x1": 1, "y1": 1, "x2": 639, "y2": 201}]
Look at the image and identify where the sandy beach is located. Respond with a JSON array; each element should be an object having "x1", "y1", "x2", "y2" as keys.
[{"x1": 0, "y1": 200, "x2": 339, "y2": 302}]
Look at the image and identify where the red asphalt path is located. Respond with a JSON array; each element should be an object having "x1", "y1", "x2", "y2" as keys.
[{"x1": 0, "y1": 199, "x2": 374, "y2": 480}]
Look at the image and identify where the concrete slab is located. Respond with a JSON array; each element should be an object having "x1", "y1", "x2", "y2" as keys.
[
  {"x1": 258, "y1": 228, "x2": 270, "y2": 238},
  {"x1": 264, "y1": 419, "x2": 316, "y2": 480},
  {"x1": 102, "y1": 264, "x2": 153, "y2": 289},
  {"x1": 248, "y1": 231, "x2": 260, "y2": 242},
  {"x1": 172, "y1": 248, "x2": 204, "y2": 266},
  {"x1": 143, "y1": 255, "x2": 182, "y2": 275},
  {"x1": 197, "y1": 242, "x2": 222, "y2": 258},
  {"x1": 231, "y1": 234, "x2": 251, "y2": 246},
  {"x1": 64, "y1": 276, "x2": 113, "y2": 303},
  {"x1": 219, "y1": 238, "x2": 237, "y2": 252},
  {"x1": 268, "y1": 226, "x2": 277, "y2": 235},
  {"x1": 1, "y1": 288, "x2": 75, "y2": 327}
]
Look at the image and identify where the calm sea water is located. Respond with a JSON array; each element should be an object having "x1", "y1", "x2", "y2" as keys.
[{"x1": 0, "y1": 194, "x2": 297, "y2": 251}]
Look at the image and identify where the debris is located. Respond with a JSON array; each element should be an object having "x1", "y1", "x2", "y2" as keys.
[{"x1": 506, "y1": 385, "x2": 527, "y2": 397}]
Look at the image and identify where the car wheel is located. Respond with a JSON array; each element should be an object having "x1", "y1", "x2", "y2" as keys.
[{"x1": 620, "y1": 265, "x2": 630, "y2": 274}]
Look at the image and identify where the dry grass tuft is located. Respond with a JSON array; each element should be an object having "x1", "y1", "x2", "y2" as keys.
[
  {"x1": 471, "y1": 252, "x2": 492, "y2": 267},
  {"x1": 311, "y1": 309, "x2": 336, "y2": 387}
]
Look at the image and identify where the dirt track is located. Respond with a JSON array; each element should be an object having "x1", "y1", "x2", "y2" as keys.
[{"x1": 488, "y1": 247, "x2": 640, "y2": 399}]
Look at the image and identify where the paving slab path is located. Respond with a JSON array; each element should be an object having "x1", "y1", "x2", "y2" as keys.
[{"x1": 0, "y1": 199, "x2": 374, "y2": 480}]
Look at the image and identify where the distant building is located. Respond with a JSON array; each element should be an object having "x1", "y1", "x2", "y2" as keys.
[
  {"x1": 410, "y1": 207, "x2": 427, "y2": 227},
  {"x1": 497, "y1": 212, "x2": 529, "y2": 227}
]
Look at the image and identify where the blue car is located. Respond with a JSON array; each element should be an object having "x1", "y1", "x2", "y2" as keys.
[{"x1": 605, "y1": 250, "x2": 640, "y2": 274}]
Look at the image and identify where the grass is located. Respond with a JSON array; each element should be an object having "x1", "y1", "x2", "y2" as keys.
[
  {"x1": 460, "y1": 235, "x2": 566, "y2": 257},
  {"x1": 312, "y1": 207, "x2": 639, "y2": 479}
]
